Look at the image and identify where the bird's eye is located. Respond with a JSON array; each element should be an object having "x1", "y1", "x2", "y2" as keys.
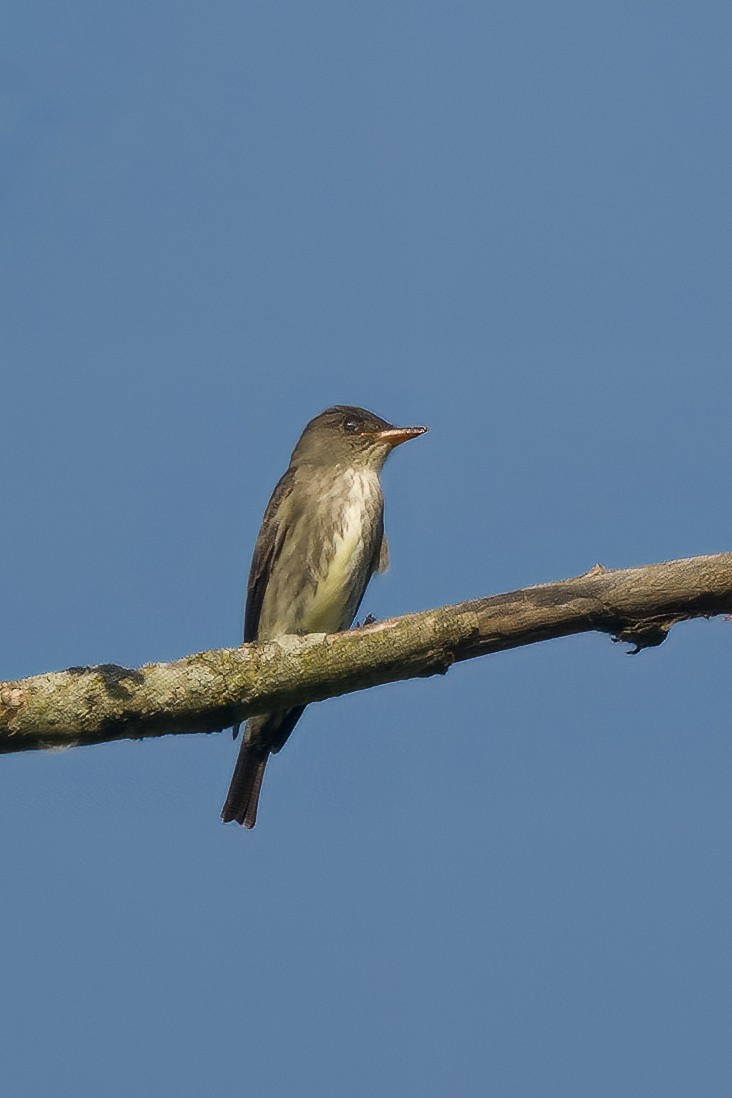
[{"x1": 343, "y1": 417, "x2": 360, "y2": 433}]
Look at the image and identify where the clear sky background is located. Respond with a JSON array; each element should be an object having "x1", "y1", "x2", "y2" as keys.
[{"x1": 2, "y1": 2, "x2": 731, "y2": 1094}]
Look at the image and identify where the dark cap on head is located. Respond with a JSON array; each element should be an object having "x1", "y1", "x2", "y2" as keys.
[{"x1": 291, "y1": 405, "x2": 428, "y2": 467}]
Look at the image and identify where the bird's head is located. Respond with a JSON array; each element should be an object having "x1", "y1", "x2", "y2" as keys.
[{"x1": 291, "y1": 405, "x2": 428, "y2": 471}]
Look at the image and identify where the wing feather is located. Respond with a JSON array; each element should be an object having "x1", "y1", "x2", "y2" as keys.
[{"x1": 243, "y1": 468, "x2": 296, "y2": 643}]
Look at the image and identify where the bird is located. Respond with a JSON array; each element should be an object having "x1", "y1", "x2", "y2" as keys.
[{"x1": 221, "y1": 404, "x2": 428, "y2": 828}]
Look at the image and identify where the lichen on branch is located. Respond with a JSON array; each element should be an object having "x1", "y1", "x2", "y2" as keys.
[{"x1": 1, "y1": 552, "x2": 731, "y2": 754}]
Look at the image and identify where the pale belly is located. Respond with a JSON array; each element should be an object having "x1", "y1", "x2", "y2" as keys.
[
  {"x1": 260, "y1": 467, "x2": 382, "y2": 637},
  {"x1": 301, "y1": 506, "x2": 366, "y2": 632}
]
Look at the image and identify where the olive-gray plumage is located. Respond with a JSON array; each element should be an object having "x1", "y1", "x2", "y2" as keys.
[{"x1": 221, "y1": 405, "x2": 427, "y2": 827}]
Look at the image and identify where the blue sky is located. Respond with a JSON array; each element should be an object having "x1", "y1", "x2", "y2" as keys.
[{"x1": 2, "y1": 1, "x2": 732, "y2": 1094}]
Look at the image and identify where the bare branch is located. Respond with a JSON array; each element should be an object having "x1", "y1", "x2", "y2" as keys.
[{"x1": 1, "y1": 552, "x2": 731, "y2": 754}]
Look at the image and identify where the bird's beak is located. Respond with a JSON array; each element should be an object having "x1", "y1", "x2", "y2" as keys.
[{"x1": 369, "y1": 425, "x2": 428, "y2": 448}]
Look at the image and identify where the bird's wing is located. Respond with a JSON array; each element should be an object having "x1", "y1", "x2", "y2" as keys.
[
  {"x1": 376, "y1": 530, "x2": 389, "y2": 573},
  {"x1": 243, "y1": 468, "x2": 296, "y2": 643}
]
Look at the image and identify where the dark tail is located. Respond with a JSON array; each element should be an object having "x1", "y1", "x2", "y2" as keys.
[
  {"x1": 221, "y1": 741, "x2": 269, "y2": 828},
  {"x1": 221, "y1": 707, "x2": 306, "y2": 828}
]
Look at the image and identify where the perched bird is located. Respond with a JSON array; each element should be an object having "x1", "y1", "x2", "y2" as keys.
[{"x1": 221, "y1": 405, "x2": 427, "y2": 828}]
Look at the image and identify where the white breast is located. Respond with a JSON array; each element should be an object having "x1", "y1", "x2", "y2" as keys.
[{"x1": 303, "y1": 468, "x2": 381, "y2": 634}]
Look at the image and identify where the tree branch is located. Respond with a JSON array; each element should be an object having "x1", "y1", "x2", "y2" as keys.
[{"x1": 1, "y1": 552, "x2": 731, "y2": 754}]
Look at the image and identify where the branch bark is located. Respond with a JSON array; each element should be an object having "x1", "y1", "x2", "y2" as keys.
[{"x1": 1, "y1": 552, "x2": 730, "y2": 754}]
